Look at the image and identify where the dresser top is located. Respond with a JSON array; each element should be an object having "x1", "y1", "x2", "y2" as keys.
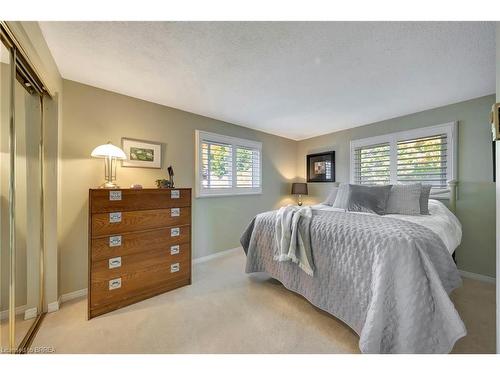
[{"x1": 89, "y1": 187, "x2": 191, "y2": 191}]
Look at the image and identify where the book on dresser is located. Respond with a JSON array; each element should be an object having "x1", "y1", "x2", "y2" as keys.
[{"x1": 88, "y1": 188, "x2": 192, "y2": 319}]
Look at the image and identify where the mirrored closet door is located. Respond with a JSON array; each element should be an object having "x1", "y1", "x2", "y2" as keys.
[{"x1": 1, "y1": 23, "x2": 47, "y2": 354}]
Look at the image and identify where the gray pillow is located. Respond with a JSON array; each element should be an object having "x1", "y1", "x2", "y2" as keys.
[
  {"x1": 347, "y1": 184, "x2": 393, "y2": 215},
  {"x1": 322, "y1": 186, "x2": 339, "y2": 206},
  {"x1": 386, "y1": 183, "x2": 422, "y2": 215},
  {"x1": 420, "y1": 184, "x2": 432, "y2": 215},
  {"x1": 332, "y1": 183, "x2": 349, "y2": 209}
]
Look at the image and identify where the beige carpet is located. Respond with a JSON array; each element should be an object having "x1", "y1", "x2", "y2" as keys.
[{"x1": 32, "y1": 249, "x2": 496, "y2": 354}]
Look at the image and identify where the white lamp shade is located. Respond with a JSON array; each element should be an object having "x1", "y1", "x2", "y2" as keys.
[{"x1": 91, "y1": 142, "x2": 127, "y2": 160}]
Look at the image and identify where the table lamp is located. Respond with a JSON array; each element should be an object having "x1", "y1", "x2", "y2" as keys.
[
  {"x1": 91, "y1": 142, "x2": 127, "y2": 188},
  {"x1": 291, "y1": 182, "x2": 308, "y2": 206}
]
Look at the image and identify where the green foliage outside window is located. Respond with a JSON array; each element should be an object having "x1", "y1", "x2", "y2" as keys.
[{"x1": 209, "y1": 145, "x2": 252, "y2": 179}]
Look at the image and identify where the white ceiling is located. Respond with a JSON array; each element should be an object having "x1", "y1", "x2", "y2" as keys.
[{"x1": 39, "y1": 22, "x2": 495, "y2": 140}]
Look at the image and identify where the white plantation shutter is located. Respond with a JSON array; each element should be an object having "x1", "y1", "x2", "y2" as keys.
[
  {"x1": 350, "y1": 123, "x2": 456, "y2": 194},
  {"x1": 236, "y1": 146, "x2": 261, "y2": 188},
  {"x1": 353, "y1": 142, "x2": 391, "y2": 185},
  {"x1": 196, "y1": 130, "x2": 262, "y2": 197},
  {"x1": 201, "y1": 141, "x2": 233, "y2": 189},
  {"x1": 397, "y1": 134, "x2": 448, "y2": 188}
]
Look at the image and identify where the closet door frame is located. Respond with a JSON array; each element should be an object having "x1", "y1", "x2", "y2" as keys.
[{"x1": 1, "y1": 21, "x2": 49, "y2": 354}]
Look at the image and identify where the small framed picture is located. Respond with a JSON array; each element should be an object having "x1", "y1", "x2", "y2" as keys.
[
  {"x1": 121, "y1": 138, "x2": 163, "y2": 169},
  {"x1": 307, "y1": 151, "x2": 335, "y2": 182}
]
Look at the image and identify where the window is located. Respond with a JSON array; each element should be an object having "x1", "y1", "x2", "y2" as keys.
[
  {"x1": 353, "y1": 142, "x2": 391, "y2": 185},
  {"x1": 350, "y1": 122, "x2": 457, "y2": 192},
  {"x1": 196, "y1": 130, "x2": 262, "y2": 197}
]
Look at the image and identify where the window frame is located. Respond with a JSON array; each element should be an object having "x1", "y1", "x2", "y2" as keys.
[
  {"x1": 195, "y1": 130, "x2": 263, "y2": 198},
  {"x1": 349, "y1": 122, "x2": 457, "y2": 195}
]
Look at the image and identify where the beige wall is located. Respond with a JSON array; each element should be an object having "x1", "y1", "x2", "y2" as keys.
[
  {"x1": 297, "y1": 95, "x2": 496, "y2": 278},
  {"x1": 61, "y1": 80, "x2": 496, "y2": 296},
  {"x1": 60, "y1": 79, "x2": 297, "y2": 295}
]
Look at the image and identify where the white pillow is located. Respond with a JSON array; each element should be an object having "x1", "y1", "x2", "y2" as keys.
[
  {"x1": 332, "y1": 183, "x2": 349, "y2": 210},
  {"x1": 322, "y1": 186, "x2": 339, "y2": 206}
]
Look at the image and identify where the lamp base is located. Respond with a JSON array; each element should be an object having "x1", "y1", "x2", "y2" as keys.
[{"x1": 97, "y1": 181, "x2": 120, "y2": 189}]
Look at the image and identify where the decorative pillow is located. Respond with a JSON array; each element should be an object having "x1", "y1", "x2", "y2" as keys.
[
  {"x1": 332, "y1": 183, "x2": 349, "y2": 209},
  {"x1": 420, "y1": 184, "x2": 432, "y2": 215},
  {"x1": 347, "y1": 184, "x2": 392, "y2": 215},
  {"x1": 322, "y1": 186, "x2": 339, "y2": 206},
  {"x1": 386, "y1": 183, "x2": 422, "y2": 215}
]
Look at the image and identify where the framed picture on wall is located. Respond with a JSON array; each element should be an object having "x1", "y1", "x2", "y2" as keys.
[
  {"x1": 307, "y1": 151, "x2": 335, "y2": 182},
  {"x1": 121, "y1": 137, "x2": 163, "y2": 168}
]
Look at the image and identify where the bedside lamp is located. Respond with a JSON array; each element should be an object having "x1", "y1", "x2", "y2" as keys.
[
  {"x1": 291, "y1": 182, "x2": 308, "y2": 206},
  {"x1": 91, "y1": 142, "x2": 127, "y2": 189}
]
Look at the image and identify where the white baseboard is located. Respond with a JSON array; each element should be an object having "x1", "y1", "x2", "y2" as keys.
[
  {"x1": 24, "y1": 307, "x2": 38, "y2": 320},
  {"x1": 459, "y1": 270, "x2": 496, "y2": 284},
  {"x1": 0, "y1": 304, "x2": 27, "y2": 321},
  {"x1": 193, "y1": 247, "x2": 241, "y2": 264},
  {"x1": 60, "y1": 288, "x2": 88, "y2": 303},
  {"x1": 47, "y1": 298, "x2": 61, "y2": 313}
]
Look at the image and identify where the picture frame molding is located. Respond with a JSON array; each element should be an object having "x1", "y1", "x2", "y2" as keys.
[
  {"x1": 121, "y1": 137, "x2": 164, "y2": 169},
  {"x1": 306, "y1": 151, "x2": 336, "y2": 183}
]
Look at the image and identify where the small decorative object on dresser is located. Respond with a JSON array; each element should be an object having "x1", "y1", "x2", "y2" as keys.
[
  {"x1": 307, "y1": 151, "x2": 335, "y2": 182},
  {"x1": 167, "y1": 165, "x2": 175, "y2": 188},
  {"x1": 121, "y1": 137, "x2": 163, "y2": 169},
  {"x1": 291, "y1": 182, "x2": 308, "y2": 206},
  {"x1": 156, "y1": 179, "x2": 172, "y2": 188},
  {"x1": 88, "y1": 188, "x2": 192, "y2": 319}
]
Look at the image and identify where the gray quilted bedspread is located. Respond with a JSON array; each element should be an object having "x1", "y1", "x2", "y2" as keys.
[{"x1": 240, "y1": 209, "x2": 466, "y2": 354}]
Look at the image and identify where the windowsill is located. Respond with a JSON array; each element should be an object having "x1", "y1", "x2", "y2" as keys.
[{"x1": 196, "y1": 190, "x2": 263, "y2": 198}]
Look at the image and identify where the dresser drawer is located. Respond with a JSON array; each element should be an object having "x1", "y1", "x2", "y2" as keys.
[
  {"x1": 91, "y1": 245, "x2": 190, "y2": 280},
  {"x1": 91, "y1": 208, "x2": 190, "y2": 237},
  {"x1": 91, "y1": 226, "x2": 190, "y2": 262},
  {"x1": 90, "y1": 257, "x2": 190, "y2": 308},
  {"x1": 90, "y1": 188, "x2": 191, "y2": 213}
]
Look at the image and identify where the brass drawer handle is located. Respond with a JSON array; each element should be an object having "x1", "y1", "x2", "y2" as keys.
[
  {"x1": 170, "y1": 263, "x2": 180, "y2": 273},
  {"x1": 170, "y1": 227, "x2": 180, "y2": 237},
  {"x1": 171, "y1": 190, "x2": 180, "y2": 199},
  {"x1": 109, "y1": 278, "x2": 122, "y2": 290},
  {"x1": 170, "y1": 245, "x2": 180, "y2": 255},
  {"x1": 109, "y1": 235, "x2": 122, "y2": 247},
  {"x1": 108, "y1": 257, "x2": 122, "y2": 269},
  {"x1": 109, "y1": 212, "x2": 122, "y2": 223},
  {"x1": 109, "y1": 191, "x2": 122, "y2": 201},
  {"x1": 171, "y1": 208, "x2": 180, "y2": 217}
]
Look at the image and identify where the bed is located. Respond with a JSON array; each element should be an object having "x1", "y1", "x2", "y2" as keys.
[{"x1": 240, "y1": 182, "x2": 465, "y2": 354}]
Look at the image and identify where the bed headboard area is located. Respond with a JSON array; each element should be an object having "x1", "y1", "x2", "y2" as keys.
[
  {"x1": 429, "y1": 180, "x2": 457, "y2": 214},
  {"x1": 330, "y1": 180, "x2": 458, "y2": 214}
]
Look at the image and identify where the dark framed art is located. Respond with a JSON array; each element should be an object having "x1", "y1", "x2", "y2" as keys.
[{"x1": 307, "y1": 151, "x2": 335, "y2": 182}]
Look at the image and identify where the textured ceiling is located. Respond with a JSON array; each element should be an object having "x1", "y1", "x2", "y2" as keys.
[{"x1": 39, "y1": 22, "x2": 495, "y2": 140}]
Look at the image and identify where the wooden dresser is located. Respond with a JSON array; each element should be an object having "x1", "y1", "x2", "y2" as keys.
[{"x1": 88, "y1": 188, "x2": 192, "y2": 319}]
